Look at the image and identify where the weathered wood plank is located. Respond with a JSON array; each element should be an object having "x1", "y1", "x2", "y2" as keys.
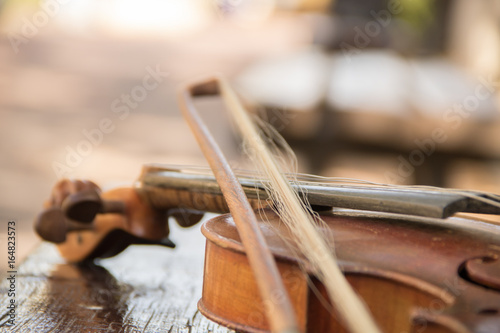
[{"x1": 0, "y1": 221, "x2": 234, "y2": 332}]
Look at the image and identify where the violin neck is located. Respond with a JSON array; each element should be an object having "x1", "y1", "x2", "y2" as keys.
[
  {"x1": 138, "y1": 165, "x2": 500, "y2": 219},
  {"x1": 139, "y1": 167, "x2": 267, "y2": 214}
]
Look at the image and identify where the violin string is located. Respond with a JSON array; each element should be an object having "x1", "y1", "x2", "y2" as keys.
[
  {"x1": 218, "y1": 77, "x2": 382, "y2": 333},
  {"x1": 155, "y1": 164, "x2": 500, "y2": 210}
]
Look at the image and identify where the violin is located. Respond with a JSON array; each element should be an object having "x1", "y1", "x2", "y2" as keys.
[
  {"x1": 34, "y1": 167, "x2": 500, "y2": 332},
  {"x1": 34, "y1": 77, "x2": 500, "y2": 333},
  {"x1": 34, "y1": 166, "x2": 500, "y2": 260}
]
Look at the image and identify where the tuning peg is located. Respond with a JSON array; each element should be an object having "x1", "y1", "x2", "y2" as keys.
[
  {"x1": 34, "y1": 207, "x2": 94, "y2": 243},
  {"x1": 34, "y1": 189, "x2": 125, "y2": 244},
  {"x1": 168, "y1": 208, "x2": 205, "y2": 228},
  {"x1": 62, "y1": 189, "x2": 125, "y2": 223}
]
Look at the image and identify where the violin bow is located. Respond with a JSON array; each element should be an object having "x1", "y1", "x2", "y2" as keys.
[
  {"x1": 179, "y1": 78, "x2": 300, "y2": 333},
  {"x1": 179, "y1": 76, "x2": 381, "y2": 333}
]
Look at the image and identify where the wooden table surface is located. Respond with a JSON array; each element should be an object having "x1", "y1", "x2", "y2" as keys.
[{"x1": 0, "y1": 218, "x2": 234, "y2": 332}]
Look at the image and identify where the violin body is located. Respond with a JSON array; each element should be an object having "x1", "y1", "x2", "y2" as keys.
[{"x1": 200, "y1": 209, "x2": 500, "y2": 333}]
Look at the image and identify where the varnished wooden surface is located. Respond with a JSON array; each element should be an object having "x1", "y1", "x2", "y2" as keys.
[{"x1": 0, "y1": 219, "x2": 234, "y2": 333}]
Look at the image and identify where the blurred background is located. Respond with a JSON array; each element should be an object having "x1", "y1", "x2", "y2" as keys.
[{"x1": 1, "y1": 0, "x2": 500, "y2": 269}]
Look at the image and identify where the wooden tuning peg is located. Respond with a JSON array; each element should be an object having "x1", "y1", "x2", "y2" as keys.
[
  {"x1": 62, "y1": 189, "x2": 125, "y2": 223},
  {"x1": 34, "y1": 207, "x2": 93, "y2": 243}
]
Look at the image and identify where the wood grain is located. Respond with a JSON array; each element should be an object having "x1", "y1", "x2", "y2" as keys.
[{"x1": 0, "y1": 221, "x2": 234, "y2": 333}]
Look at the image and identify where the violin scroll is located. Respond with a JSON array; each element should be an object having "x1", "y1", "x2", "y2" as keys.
[{"x1": 34, "y1": 178, "x2": 210, "y2": 262}]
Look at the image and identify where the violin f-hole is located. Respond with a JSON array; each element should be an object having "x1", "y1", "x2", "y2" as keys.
[{"x1": 459, "y1": 254, "x2": 500, "y2": 291}]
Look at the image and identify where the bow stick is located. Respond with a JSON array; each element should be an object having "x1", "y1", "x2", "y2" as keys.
[{"x1": 179, "y1": 78, "x2": 300, "y2": 333}]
